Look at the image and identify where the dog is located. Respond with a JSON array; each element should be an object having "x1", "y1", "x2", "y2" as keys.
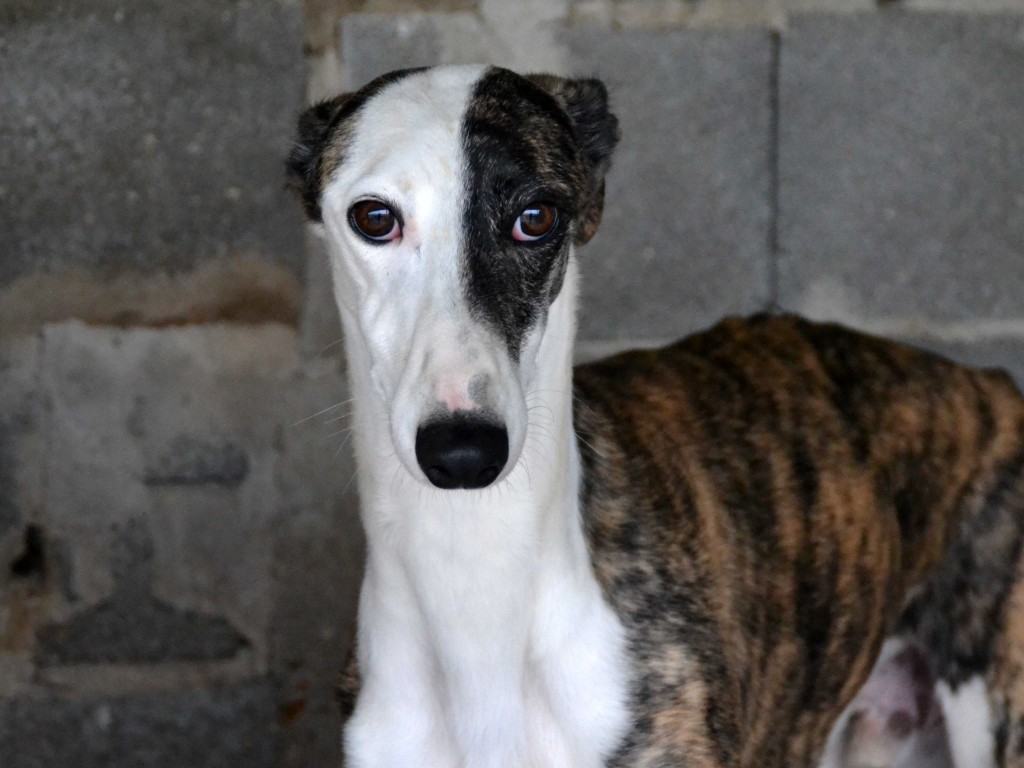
[{"x1": 286, "y1": 65, "x2": 1024, "y2": 768}]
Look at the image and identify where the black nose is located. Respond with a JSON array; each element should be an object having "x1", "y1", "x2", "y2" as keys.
[{"x1": 415, "y1": 415, "x2": 509, "y2": 490}]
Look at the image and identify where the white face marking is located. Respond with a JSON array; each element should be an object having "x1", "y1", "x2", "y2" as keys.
[
  {"x1": 319, "y1": 65, "x2": 534, "y2": 487},
  {"x1": 315, "y1": 66, "x2": 630, "y2": 768}
]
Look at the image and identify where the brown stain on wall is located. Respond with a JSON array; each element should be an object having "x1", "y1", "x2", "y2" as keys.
[{"x1": 0, "y1": 256, "x2": 302, "y2": 336}]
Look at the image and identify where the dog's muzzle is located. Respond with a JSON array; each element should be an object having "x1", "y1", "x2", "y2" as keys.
[{"x1": 415, "y1": 413, "x2": 509, "y2": 490}]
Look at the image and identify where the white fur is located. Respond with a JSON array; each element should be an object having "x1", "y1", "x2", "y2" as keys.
[
  {"x1": 319, "y1": 66, "x2": 630, "y2": 768},
  {"x1": 937, "y1": 677, "x2": 996, "y2": 768},
  {"x1": 818, "y1": 638, "x2": 910, "y2": 768},
  {"x1": 819, "y1": 638, "x2": 964, "y2": 768}
]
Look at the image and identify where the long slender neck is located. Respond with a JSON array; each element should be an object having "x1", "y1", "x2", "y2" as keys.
[{"x1": 338, "y1": 260, "x2": 627, "y2": 767}]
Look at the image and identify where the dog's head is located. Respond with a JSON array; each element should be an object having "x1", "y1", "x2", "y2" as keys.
[{"x1": 288, "y1": 66, "x2": 618, "y2": 490}]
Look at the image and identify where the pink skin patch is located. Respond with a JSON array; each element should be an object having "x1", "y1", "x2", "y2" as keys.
[
  {"x1": 837, "y1": 645, "x2": 953, "y2": 768},
  {"x1": 437, "y1": 381, "x2": 476, "y2": 413}
]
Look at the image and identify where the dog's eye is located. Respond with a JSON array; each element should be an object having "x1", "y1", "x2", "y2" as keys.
[
  {"x1": 349, "y1": 200, "x2": 400, "y2": 242},
  {"x1": 512, "y1": 203, "x2": 557, "y2": 242}
]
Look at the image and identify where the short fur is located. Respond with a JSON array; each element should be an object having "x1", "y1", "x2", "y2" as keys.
[
  {"x1": 288, "y1": 66, "x2": 1024, "y2": 767},
  {"x1": 573, "y1": 316, "x2": 1024, "y2": 766}
]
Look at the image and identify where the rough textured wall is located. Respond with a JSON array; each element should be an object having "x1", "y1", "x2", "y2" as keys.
[
  {"x1": 1, "y1": 2, "x2": 358, "y2": 767},
  {"x1": 0, "y1": 0, "x2": 307, "y2": 334},
  {"x1": 1, "y1": 0, "x2": 1022, "y2": 767}
]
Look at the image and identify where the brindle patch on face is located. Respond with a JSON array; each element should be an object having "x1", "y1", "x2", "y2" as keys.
[{"x1": 460, "y1": 67, "x2": 617, "y2": 359}]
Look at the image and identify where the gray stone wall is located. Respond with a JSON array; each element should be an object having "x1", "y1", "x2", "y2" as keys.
[{"x1": 1, "y1": 0, "x2": 1022, "y2": 766}]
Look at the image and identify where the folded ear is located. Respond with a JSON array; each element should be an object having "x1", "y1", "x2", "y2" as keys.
[
  {"x1": 286, "y1": 93, "x2": 353, "y2": 222},
  {"x1": 527, "y1": 75, "x2": 620, "y2": 244}
]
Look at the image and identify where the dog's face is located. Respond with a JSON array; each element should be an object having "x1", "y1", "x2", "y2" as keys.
[{"x1": 288, "y1": 66, "x2": 618, "y2": 490}]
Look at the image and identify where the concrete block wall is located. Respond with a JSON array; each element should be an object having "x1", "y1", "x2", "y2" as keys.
[
  {"x1": 2, "y1": 2, "x2": 359, "y2": 767},
  {"x1": 1, "y1": 0, "x2": 1022, "y2": 767}
]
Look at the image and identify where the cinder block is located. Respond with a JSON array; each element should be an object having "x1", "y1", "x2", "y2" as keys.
[
  {"x1": 0, "y1": 681, "x2": 278, "y2": 768},
  {"x1": 905, "y1": 0, "x2": 1024, "y2": 10},
  {"x1": 341, "y1": 14, "x2": 444, "y2": 85},
  {"x1": 778, "y1": 13, "x2": 1024, "y2": 325},
  {"x1": 690, "y1": 0, "x2": 783, "y2": 27},
  {"x1": 0, "y1": 0, "x2": 305, "y2": 327},
  {"x1": 341, "y1": 2, "x2": 570, "y2": 84},
  {"x1": 39, "y1": 322, "x2": 301, "y2": 663},
  {"x1": 143, "y1": 437, "x2": 249, "y2": 488},
  {"x1": 1, "y1": 323, "x2": 367, "y2": 760},
  {"x1": 35, "y1": 521, "x2": 249, "y2": 665},
  {"x1": 564, "y1": 26, "x2": 774, "y2": 341},
  {"x1": 781, "y1": 0, "x2": 874, "y2": 12}
]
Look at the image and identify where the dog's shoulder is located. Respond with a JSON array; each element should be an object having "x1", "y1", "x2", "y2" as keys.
[{"x1": 573, "y1": 312, "x2": 1022, "y2": 452}]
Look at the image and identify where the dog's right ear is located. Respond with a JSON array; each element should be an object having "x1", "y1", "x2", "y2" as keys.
[{"x1": 286, "y1": 93, "x2": 354, "y2": 222}]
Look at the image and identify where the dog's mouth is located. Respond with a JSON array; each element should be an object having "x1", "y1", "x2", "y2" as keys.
[{"x1": 414, "y1": 412, "x2": 509, "y2": 490}]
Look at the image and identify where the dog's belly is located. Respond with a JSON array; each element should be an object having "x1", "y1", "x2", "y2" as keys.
[
  {"x1": 818, "y1": 637, "x2": 955, "y2": 768},
  {"x1": 574, "y1": 314, "x2": 1024, "y2": 768}
]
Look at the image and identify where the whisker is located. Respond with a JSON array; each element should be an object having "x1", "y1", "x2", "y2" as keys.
[
  {"x1": 389, "y1": 461, "x2": 403, "y2": 496},
  {"x1": 573, "y1": 429, "x2": 600, "y2": 456},
  {"x1": 322, "y1": 426, "x2": 354, "y2": 441},
  {"x1": 524, "y1": 434, "x2": 552, "y2": 464},
  {"x1": 292, "y1": 397, "x2": 356, "y2": 427},
  {"x1": 333, "y1": 431, "x2": 355, "y2": 461},
  {"x1": 341, "y1": 466, "x2": 360, "y2": 498},
  {"x1": 526, "y1": 388, "x2": 571, "y2": 398},
  {"x1": 521, "y1": 455, "x2": 534, "y2": 491},
  {"x1": 315, "y1": 337, "x2": 346, "y2": 359},
  {"x1": 322, "y1": 410, "x2": 354, "y2": 425},
  {"x1": 528, "y1": 422, "x2": 556, "y2": 441}
]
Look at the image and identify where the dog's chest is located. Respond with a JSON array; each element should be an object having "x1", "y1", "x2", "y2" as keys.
[{"x1": 349, "y1": 486, "x2": 632, "y2": 768}]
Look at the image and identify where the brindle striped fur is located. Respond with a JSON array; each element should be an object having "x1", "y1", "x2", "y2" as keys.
[{"x1": 338, "y1": 313, "x2": 1024, "y2": 767}]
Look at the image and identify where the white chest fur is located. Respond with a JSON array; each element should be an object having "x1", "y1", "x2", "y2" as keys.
[
  {"x1": 339, "y1": 265, "x2": 631, "y2": 767},
  {"x1": 344, "y1": 466, "x2": 631, "y2": 768}
]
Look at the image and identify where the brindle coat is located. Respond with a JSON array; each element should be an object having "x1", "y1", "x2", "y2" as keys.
[
  {"x1": 574, "y1": 314, "x2": 1024, "y2": 766},
  {"x1": 335, "y1": 313, "x2": 1024, "y2": 767}
]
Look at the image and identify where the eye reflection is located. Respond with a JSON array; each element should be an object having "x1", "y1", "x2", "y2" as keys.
[
  {"x1": 512, "y1": 203, "x2": 557, "y2": 242},
  {"x1": 349, "y1": 200, "x2": 401, "y2": 242}
]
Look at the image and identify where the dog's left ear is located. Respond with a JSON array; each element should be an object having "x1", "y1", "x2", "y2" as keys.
[
  {"x1": 527, "y1": 75, "x2": 620, "y2": 244},
  {"x1": 286, "y1": 93, "x2": 354, "y2": 222}
]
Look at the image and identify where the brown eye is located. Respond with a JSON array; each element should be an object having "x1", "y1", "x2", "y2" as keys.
[
  {"x1": 349, "y1": 200, "x2": 400, "y2": 242},
  {"x1": 512, "y1": 203, "x2": 557, "y2": 242}
]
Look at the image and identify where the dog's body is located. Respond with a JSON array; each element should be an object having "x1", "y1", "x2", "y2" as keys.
[
  {"x1": 574, "y1": 316, "x2": 1024, "y2": 767},
  {"x1": 287, "y1": 65, "x2": 1024, "y2": 767}
]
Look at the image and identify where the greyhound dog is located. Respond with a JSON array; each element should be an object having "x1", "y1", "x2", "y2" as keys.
[{"x1": 287, "y1": 65, "x2": 1024, "y2": 768}]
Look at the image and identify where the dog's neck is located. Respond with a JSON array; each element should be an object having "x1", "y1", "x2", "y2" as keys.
[{"x1": 338, "y1": 259, "x2": 629, "y2": 767}]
